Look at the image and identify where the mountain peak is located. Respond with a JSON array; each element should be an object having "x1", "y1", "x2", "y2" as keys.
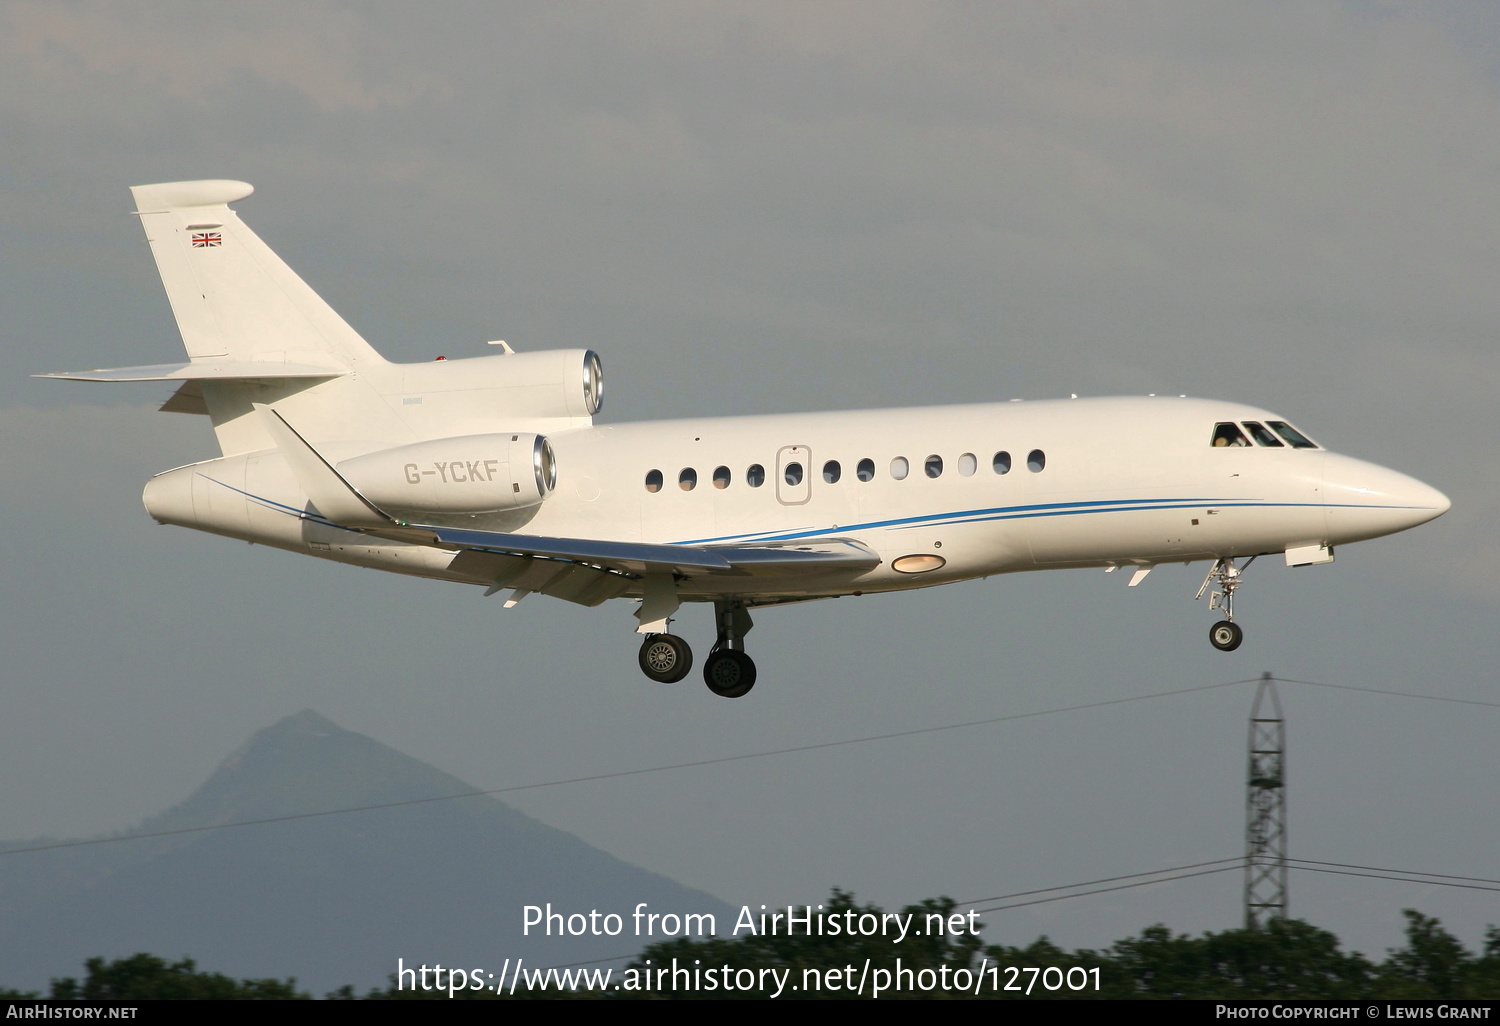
[
  {"x1": 0, "y1": 710, "x2": 734, "y2": 994},
  {"x1": 268, "y1": 708, "x2": 340, "y2": 736},
  {"x1": 149, "y1": 710, "x2": 473, "y2": 832}
]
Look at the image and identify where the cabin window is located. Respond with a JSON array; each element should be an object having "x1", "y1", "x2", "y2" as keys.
[
  {"x1": 1028, "y1": 449, "x2": 1046, "y2": 472},
  {"x1": 746, "y1": 464, "x2": 766, "y2": 487},
  {"x1": 890, "y1": 456, "x2": 909, "y2": 481},
  {"x1": 679, "y1": 468, "x2": 697, "y2": 491},
  {"x1": 958, "y1": 453, "x2": 977, "y2": 476},
  {"x1": 993, "y1": 451, "x2": 1012, "y2": 475},
  {"x1": 1242, "y1": 421, "x2": 1284, "y2": 447},
  {"x1": 713, "y1": 466, "x2": 731, "y2": 489},
  {"x1": 784, "y1": 462, "x2": 804, "y2": 486},
  {"x1": 857, "y1": 458, "x2": 875, "y2": 482},
  {"x1": 925, "y1": 454, "x2": 943, "y2": 478},
  {"x1": 1268, "y1": 421, "x2": 1319, "y2": 449},
  {"x1": 644, "y1": 470, "x2": 663, "y2": 492},
  {"x1": 1212, "y1": 423, "x2": 1250, "y2": 447},
  {"x1": 823, "y1": 460, "x2": 841, "y2": 484}
]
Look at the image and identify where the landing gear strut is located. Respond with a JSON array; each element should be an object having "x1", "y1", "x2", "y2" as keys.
[
  {"x1": 702, "y1": 601, "x2": 756, "y2": 698},
  {"x1": 1197, "y1": 556, "x2": 1253, "y2": 652}
]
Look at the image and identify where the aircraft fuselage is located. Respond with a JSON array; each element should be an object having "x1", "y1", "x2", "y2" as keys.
[{"x1": 141, "y1": 394, "x2": 1446, "y2": 604}]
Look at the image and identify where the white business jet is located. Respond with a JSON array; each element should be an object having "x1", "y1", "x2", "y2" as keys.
[{"x1": 42, "y1": 181, "x2": 1450, "y2": 697}]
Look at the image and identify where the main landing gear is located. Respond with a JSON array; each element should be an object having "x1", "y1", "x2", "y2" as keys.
[
  {"x1": 638, "y1": 633, "x2": 692, "y2": 683},
  {"x1": 636, "y1": 600, "x2": 757, "y2": 698},
  {"x1": 702, "y1": 601, "x2": 756, "y2": 698},
  {"x1": 1197, "y1": 556, "x2": 1254, "y2": 652}
]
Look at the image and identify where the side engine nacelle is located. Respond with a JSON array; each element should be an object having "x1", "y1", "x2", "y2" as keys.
[
  {"x1": 338, "y1": 432, "x2": 556, "y2": 515},
  {"x1": 393, "y1": 349, "x2": 604, "y2": 432}
]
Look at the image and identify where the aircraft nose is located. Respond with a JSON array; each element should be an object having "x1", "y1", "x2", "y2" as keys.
[{"x1": 1322, "y1": 454, "x2": 1450, "y2": 543}]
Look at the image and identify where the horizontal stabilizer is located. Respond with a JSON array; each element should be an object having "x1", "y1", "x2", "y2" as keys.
[{"x1": 37, "y1": 360, "x2": 347, "y2": 382}]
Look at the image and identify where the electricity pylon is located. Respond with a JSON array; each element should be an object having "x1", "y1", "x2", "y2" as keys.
[{"x1": 1245, "y1": 672, "x2": 1287, "y2": 928}]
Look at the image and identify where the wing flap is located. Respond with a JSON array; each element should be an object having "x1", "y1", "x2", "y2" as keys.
[
  {"x1": 705, "y1": 539, "x2": 882, "y2": 574},
  {"x1": 419, "y1": 525, "x2": 734, "y2": 574},
  {"x1": 419, "y1": 526, "x2": 881, "y2": 577}
]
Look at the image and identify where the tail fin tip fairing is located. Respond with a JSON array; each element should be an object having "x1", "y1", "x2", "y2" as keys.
[{"x1": 130, "y1": 180, "x2": 254, "y2": 213}]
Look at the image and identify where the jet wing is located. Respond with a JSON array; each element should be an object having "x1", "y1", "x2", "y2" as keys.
[
  {"x1": 415, "y1": 525, "x2": 735, "y2": 574},
  {"x1": 254, "y1": 402, "x2": 882, "y2": 584},
  {"x1": 412, "y1": 525, "x2": 882, "y2": 578}
]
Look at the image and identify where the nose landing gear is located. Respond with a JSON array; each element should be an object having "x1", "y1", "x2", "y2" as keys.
[{"x1": 1198, "y1": 556, "x2": 1254, "y2": 652}]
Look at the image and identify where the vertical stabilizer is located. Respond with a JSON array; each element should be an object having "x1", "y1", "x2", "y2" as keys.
[
  {"x1": 129, "y1": 181, "x2": 410, "y2": 456},
  {"x1": 131, "y1": 180, "x2": 385, "y2": 369}
]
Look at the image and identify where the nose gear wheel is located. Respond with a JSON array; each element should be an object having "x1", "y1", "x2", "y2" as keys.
[{"x1": 1210, "y1": 620, "x2": 1244, "y2": 651}]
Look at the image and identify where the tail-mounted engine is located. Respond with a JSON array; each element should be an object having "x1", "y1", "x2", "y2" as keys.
[{"x1": 337, "y1": 432, "x2": 556, "y2": 515}]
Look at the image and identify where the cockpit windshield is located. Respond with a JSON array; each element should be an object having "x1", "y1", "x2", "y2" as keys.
[
  {"x1": 1267, "y1": 421, "x2": 1319, "y2": 449},
  {"x1": 1211, "y1": 420, "x2": 1320, "y2": 449},
  {"x1": 1242, "y1": 421, "x2": 1284, "y2": 447},
  {"x1": 1212, "y1": 423, "x2": 1250, "y2": 447}
]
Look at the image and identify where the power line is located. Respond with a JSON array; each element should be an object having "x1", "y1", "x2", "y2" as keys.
[
  {"x1": 4, "y1": 673, "x2": 1492, "y2": 859},
  {"x1": 538, "y1": 853, "x2": 1500, "y2": 962},
  {"x1": 1286, "y1": 862, "x2": 1500, "y2": 894},
  {"x1": 0, "y1": 679, "x2": 1245, "y2": 858},
  {"x1": 956, "y1": 855, "x2": 1500, "y2": 920},
  {"x1": 1276, "y1": 677, "x2": 1500, "y2": 709},
  {"x1": 1290, "y1": 866, "x2": 1500, "y2": 894},
  {"x1": 971, "y1": 865, "x2": 1244, "y2": 914},
  {"x1": 956, "y1": 856, "x2": 1243, "y2": 907},
  {"x1": 1288, "y1": 857, "x2": 1500, "y2": 887}
]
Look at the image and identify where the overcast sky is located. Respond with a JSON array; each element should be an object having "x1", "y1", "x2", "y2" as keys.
[{"x1": 2, "y1": 0, "x2": 1496, "y2": 970}]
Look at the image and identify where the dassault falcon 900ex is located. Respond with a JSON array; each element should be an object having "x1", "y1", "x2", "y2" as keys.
[{"x1": 42, "y1": 180, "x2": 1450, "y2": 697}]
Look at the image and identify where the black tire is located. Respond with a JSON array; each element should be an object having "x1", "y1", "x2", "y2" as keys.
[
  {"x1": 703, "y1": 649, "x2": 757, "y2": 698},
  {"x1": 1209, "y1": 620, "x2": 1244, "y2": 652},
  {"x1": 638, "y1": 634, "x2": 693, "y2": 683}
]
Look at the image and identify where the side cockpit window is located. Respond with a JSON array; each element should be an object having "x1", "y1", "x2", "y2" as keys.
[
  {"x1": 1268, "y1": 421, "x2": 1319, "y2": 449},
  {"x1": 1241, "y1": 421, "x2": 1284, "y2": 447},
  {"x1": 1211, "y1": 423, "x2": 1250, "y2": 447}
]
